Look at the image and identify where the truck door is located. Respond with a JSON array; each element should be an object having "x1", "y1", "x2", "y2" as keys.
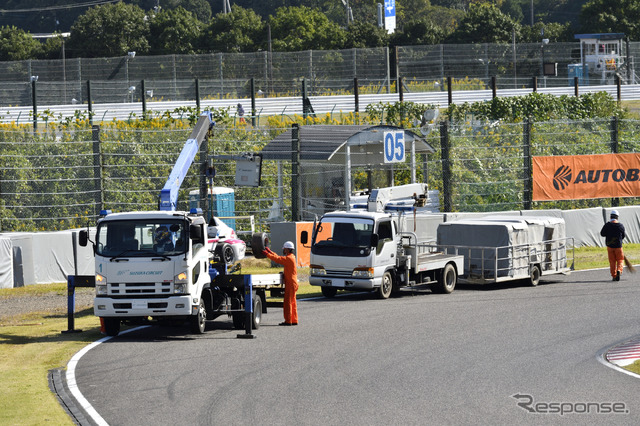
[{"x1": 375, "y1": 219, "x2": 396, "y2": 266}]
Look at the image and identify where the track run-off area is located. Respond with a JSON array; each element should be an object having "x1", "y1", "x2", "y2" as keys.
[{"x1": 65, "y1": 267, "x2": 640, "y2": 425}]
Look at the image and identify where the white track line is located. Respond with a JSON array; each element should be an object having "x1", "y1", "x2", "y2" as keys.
[{"x1": 66, "y1": 326, "x2": 148, "y2": 426}]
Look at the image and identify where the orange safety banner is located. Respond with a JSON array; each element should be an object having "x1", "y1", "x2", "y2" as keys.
[{"x1": 532, "y1": 153, "x2": 640, "y2": 201}]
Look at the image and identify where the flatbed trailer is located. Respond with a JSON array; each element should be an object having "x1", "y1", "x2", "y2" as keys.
[{"x1": 432, "y1": 238, "x2": 574, "y2": 286}]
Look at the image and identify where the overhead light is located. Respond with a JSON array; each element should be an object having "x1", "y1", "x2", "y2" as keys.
[
  {"x1": 30, "y1": 75, "x2": 38, "y2": 82},
  {"x1": 128, "y1": 51, "x2": 136, "y2": 58},
  {"x1": 128, "y1": 86, "x2": 136, "y2": 92}
]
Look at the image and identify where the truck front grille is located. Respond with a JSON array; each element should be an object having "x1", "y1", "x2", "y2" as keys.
[
  {"x1": 320, "y1": 269, "x2": 352, "y2": 278},
  {"x1": 109, "y1": 282, "x2": 171, "y2": 295}
]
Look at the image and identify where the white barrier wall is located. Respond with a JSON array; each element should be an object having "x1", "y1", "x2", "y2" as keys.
[
  {"x1": 0, "y1": 229, "x2": 95, "y2": 288},
  {"x1": 1, "y1": 206, "x2": 638, "y2": 288}
]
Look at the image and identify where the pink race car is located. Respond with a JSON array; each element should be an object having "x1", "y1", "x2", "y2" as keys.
[{"x1": 207, "y1": 217, "x2": 246, "y2": 264}]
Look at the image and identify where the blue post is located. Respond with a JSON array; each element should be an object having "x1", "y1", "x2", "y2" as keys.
[
  {"x1": 237, "y1": 275, "x2": 256, "y2": 339},
  {"x1": 62, "y1": 276, "x2": 82, "y2": 334}
]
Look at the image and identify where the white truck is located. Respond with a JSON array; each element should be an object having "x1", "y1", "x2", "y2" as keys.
[
  {"x1": 78, "y1": 113, "x2": 281, "y2": 336},
  {"x1": 301, "y1": 183, "x2": 465, "y2": 298}
]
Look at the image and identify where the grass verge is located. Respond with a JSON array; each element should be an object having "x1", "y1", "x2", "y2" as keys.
[{"x1": 1, "y1": 245, "x2": 639, "y2": 424}]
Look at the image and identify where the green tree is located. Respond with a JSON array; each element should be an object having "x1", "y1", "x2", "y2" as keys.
[
  {"x1": 519, "y1": 21, "x2": 573, "y2": 43},
  {"x1": 149, "y1": 7, "x2": 203, "y2": 55},
  {"x1": 268, "y1": 6, "x2": 347, "y2": 51},
  {"x1": 345, "y1": 21, "x2": 389, "y2": 48},
  {"x1": 579, "y1": 0, "x2": 640, "y2": 39},
  {"x1": 390, "y1": 18, "x2": 447, "y2": 46},
  {"x1": 447, "y1": 3, "x2": 520, "y2": 43},
  {"x1": 200, "y1": 5, "x2": 265, "y2": 53},
  {"x1": 0, "y1": 26, "x2": 42, "y2": 61},
  {"x1": 67, "y1": 2, "x2": 150, "y2": 58}
]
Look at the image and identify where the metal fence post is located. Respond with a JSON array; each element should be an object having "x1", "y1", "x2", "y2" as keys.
[
  {"x1": 87, "y1": 80, "x2": 93, "y2": 126},
  {"x1": 354, "y1": 77, "x2": 359, "y2": 122},
  {"x1": 31, "y1": 79, "x2": 37, "y2": 132},
  {"x1": 250, "y1": 77, "x2": 256, "y2": 127},
  {"x1": 523, "y1": 118, "x2": 532, "y2": 210},
  {"x1": 447, "y1": 76, "x2": 453, "y2": 105},
  {"x1": 195, "y1": 77, "x2": 200, "y2": 111},
  {"x1": 440, "y1": 120, "x2": 452, "y2": 212},
  {"x1": 92, "y1": 125, "x2": 104, "y2": 216},
  {"x1": 291, "y1": 123, "x2": 301, "y2": 221},
  {"x1": 141, "y1": 79, "x2": 146, "y2": 114},
  {"x1": 611, "y1": 116, "x2": 620, "y2": 208}
]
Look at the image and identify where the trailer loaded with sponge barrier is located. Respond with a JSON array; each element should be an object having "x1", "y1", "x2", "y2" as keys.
[{"x1": 435, "y1": 216, "x2": 574, "y2": 286}]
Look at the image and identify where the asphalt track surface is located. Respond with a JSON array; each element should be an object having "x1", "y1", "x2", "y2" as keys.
[{"x1": 71, "y1": 268, "x2": 640, "y2": 425}]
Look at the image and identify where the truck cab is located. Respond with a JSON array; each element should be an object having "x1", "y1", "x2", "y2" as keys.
[
  {"x1": 80, "y1": 209, "x2": 211, "y2": 336},
  {"x1": 305, "y1": 211, "x2": 399, "y2": 299}
]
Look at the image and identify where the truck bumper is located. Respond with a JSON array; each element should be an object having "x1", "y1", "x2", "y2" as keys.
[
  {"x1": 94, "y1": 296, "x2": 194, "y2": 317},
  {"x1": 309, "y1": 276, "x2": 382, "y2": 290}
]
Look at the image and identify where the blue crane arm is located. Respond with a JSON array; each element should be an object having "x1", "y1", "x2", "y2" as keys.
[{"x1": 159, "y1": 112, "x2": 214, "y2": 211}]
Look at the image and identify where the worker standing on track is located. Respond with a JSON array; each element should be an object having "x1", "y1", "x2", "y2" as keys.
[
  {"x1": 600, "y1": 209, "x2": 626, "y2": 281},
  {"x1": 263, "y1": 241, "x2": 298, "y2": 325}
]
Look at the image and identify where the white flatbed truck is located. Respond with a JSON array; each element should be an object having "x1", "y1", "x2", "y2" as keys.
[{"x1": 301, "y1": 184, "x2": 465, "y2": 298}]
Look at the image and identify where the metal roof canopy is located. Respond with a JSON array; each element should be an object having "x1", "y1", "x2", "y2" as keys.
[
  {"x1": 574, "y1": 33, "x2": 626, "y2": 41},
  {"x1": 261, "y1": 124, "x2": 435, "y2": 163},
  {"x1": 261, "y1": 124, "x2": 435, "y2": 212}
]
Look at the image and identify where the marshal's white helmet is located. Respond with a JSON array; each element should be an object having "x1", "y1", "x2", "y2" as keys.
[
  {"x1": 611, "y1": 210, "x2": 619, "y2": 218},
  {"x1": 283, "y1": 241, "x2": 295, "y2": 250}
]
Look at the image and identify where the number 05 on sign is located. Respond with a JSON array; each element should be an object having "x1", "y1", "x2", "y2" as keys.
[{"x1": 384, "y1": 131, "x2": 405, "y2": 164}]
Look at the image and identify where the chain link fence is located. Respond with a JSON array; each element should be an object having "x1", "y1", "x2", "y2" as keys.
[
  {"x1": 2, "y1": 41, "x2": 640, "y2": 108},
  {"x1": 2, "y1": 118, "x2": 640, "y2": 233}
]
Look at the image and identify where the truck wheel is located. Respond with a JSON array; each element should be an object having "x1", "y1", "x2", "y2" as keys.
[
  {"x1": 252, "y1": 296, "x2": 262, "y2": 330},
  {"x1": 434, "y1": 263, "x2": 457, "y2": 294},
  {"x1": 529, "y1": 265, "x2": 541, "y2": 286},
  {"x1": 377, "y1": 272, "x2": 393, "y2": 299},
  {"x1": 190, "y1": 299, "x2": 206, "y2": 334},
  {"x1": 252, "y1": 233, "x2": 269, "y2": 258},
  {"x1": 321, "y1": 286, "x2": 337, "y2": 298},
  {"x1": 103, "y1": 318, "x2": 120, "y2": 337}
]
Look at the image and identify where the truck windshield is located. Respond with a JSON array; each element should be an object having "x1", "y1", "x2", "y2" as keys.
[
  {"x1": 312, "y1": 217, "x2": 374, "y2": 257},
  {"x1": 95, "y1": 219, "x2": 187, "y2": 257}
]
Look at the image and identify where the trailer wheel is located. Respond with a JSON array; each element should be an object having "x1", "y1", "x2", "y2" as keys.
[
  {"x1": 377, "y1": 271, "x2": 393, "y2": 299},
  {"x1": 190, "y1": 298, "x2": 206, "y2": 334},
  {"x1": 434, "y1": 263, "x2": 457, "y2": 294},
  {"x1": 103, "y1": 317, "x2": 120, "y2": 337},
  {"x1": 528, "y1": 264, "x2": 541, "y2": 287},
  {"x1": 252, "y1": 296, "x2": 262, "y2": 329},
  {"x1": 321, "y1": 286, "x2": 337, "y2": 298},
  {"x1": 252, "y1": 233, "x2": 269, "y2": 258}
]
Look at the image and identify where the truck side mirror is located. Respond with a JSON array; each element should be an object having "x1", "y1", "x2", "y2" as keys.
[
  {"x1": 79, "y1": 230, "x2": 88, "y2": 247},
  {"x1": 189, "y1": 224, "x2": 202, "y2": 240},
  {"x1": 300, "y1": 231, "x2": 308, "y2": 245},
  {"x1": 370, "y1": 234, "x2": 379, "y2": 247}
]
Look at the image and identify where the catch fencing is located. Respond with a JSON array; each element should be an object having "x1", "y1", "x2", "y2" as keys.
[
  {"x1": 3, "y1": 41, "x2": 640, "y2": 109},
  {"x1": 2, "y1": 118, "x2": 639, "y2": 233}
]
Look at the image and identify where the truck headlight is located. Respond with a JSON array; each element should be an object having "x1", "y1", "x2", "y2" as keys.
[
  {"x1": 352, "y1": 267, "x2": 374, "y2": 279},
  {"x1": 310, "y1": 264, "x2": 326, "y2": 276},
  {"x1": 95, "y1": 274, "x2": 107, "y2": 295},
  {"x1": 174, "y1": 271, "x2": 188, "y2": 294}
]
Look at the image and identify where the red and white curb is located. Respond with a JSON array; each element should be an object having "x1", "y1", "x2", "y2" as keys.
[{"x1": 606, "y1": 336, "x2": 640, "y2": 367}]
